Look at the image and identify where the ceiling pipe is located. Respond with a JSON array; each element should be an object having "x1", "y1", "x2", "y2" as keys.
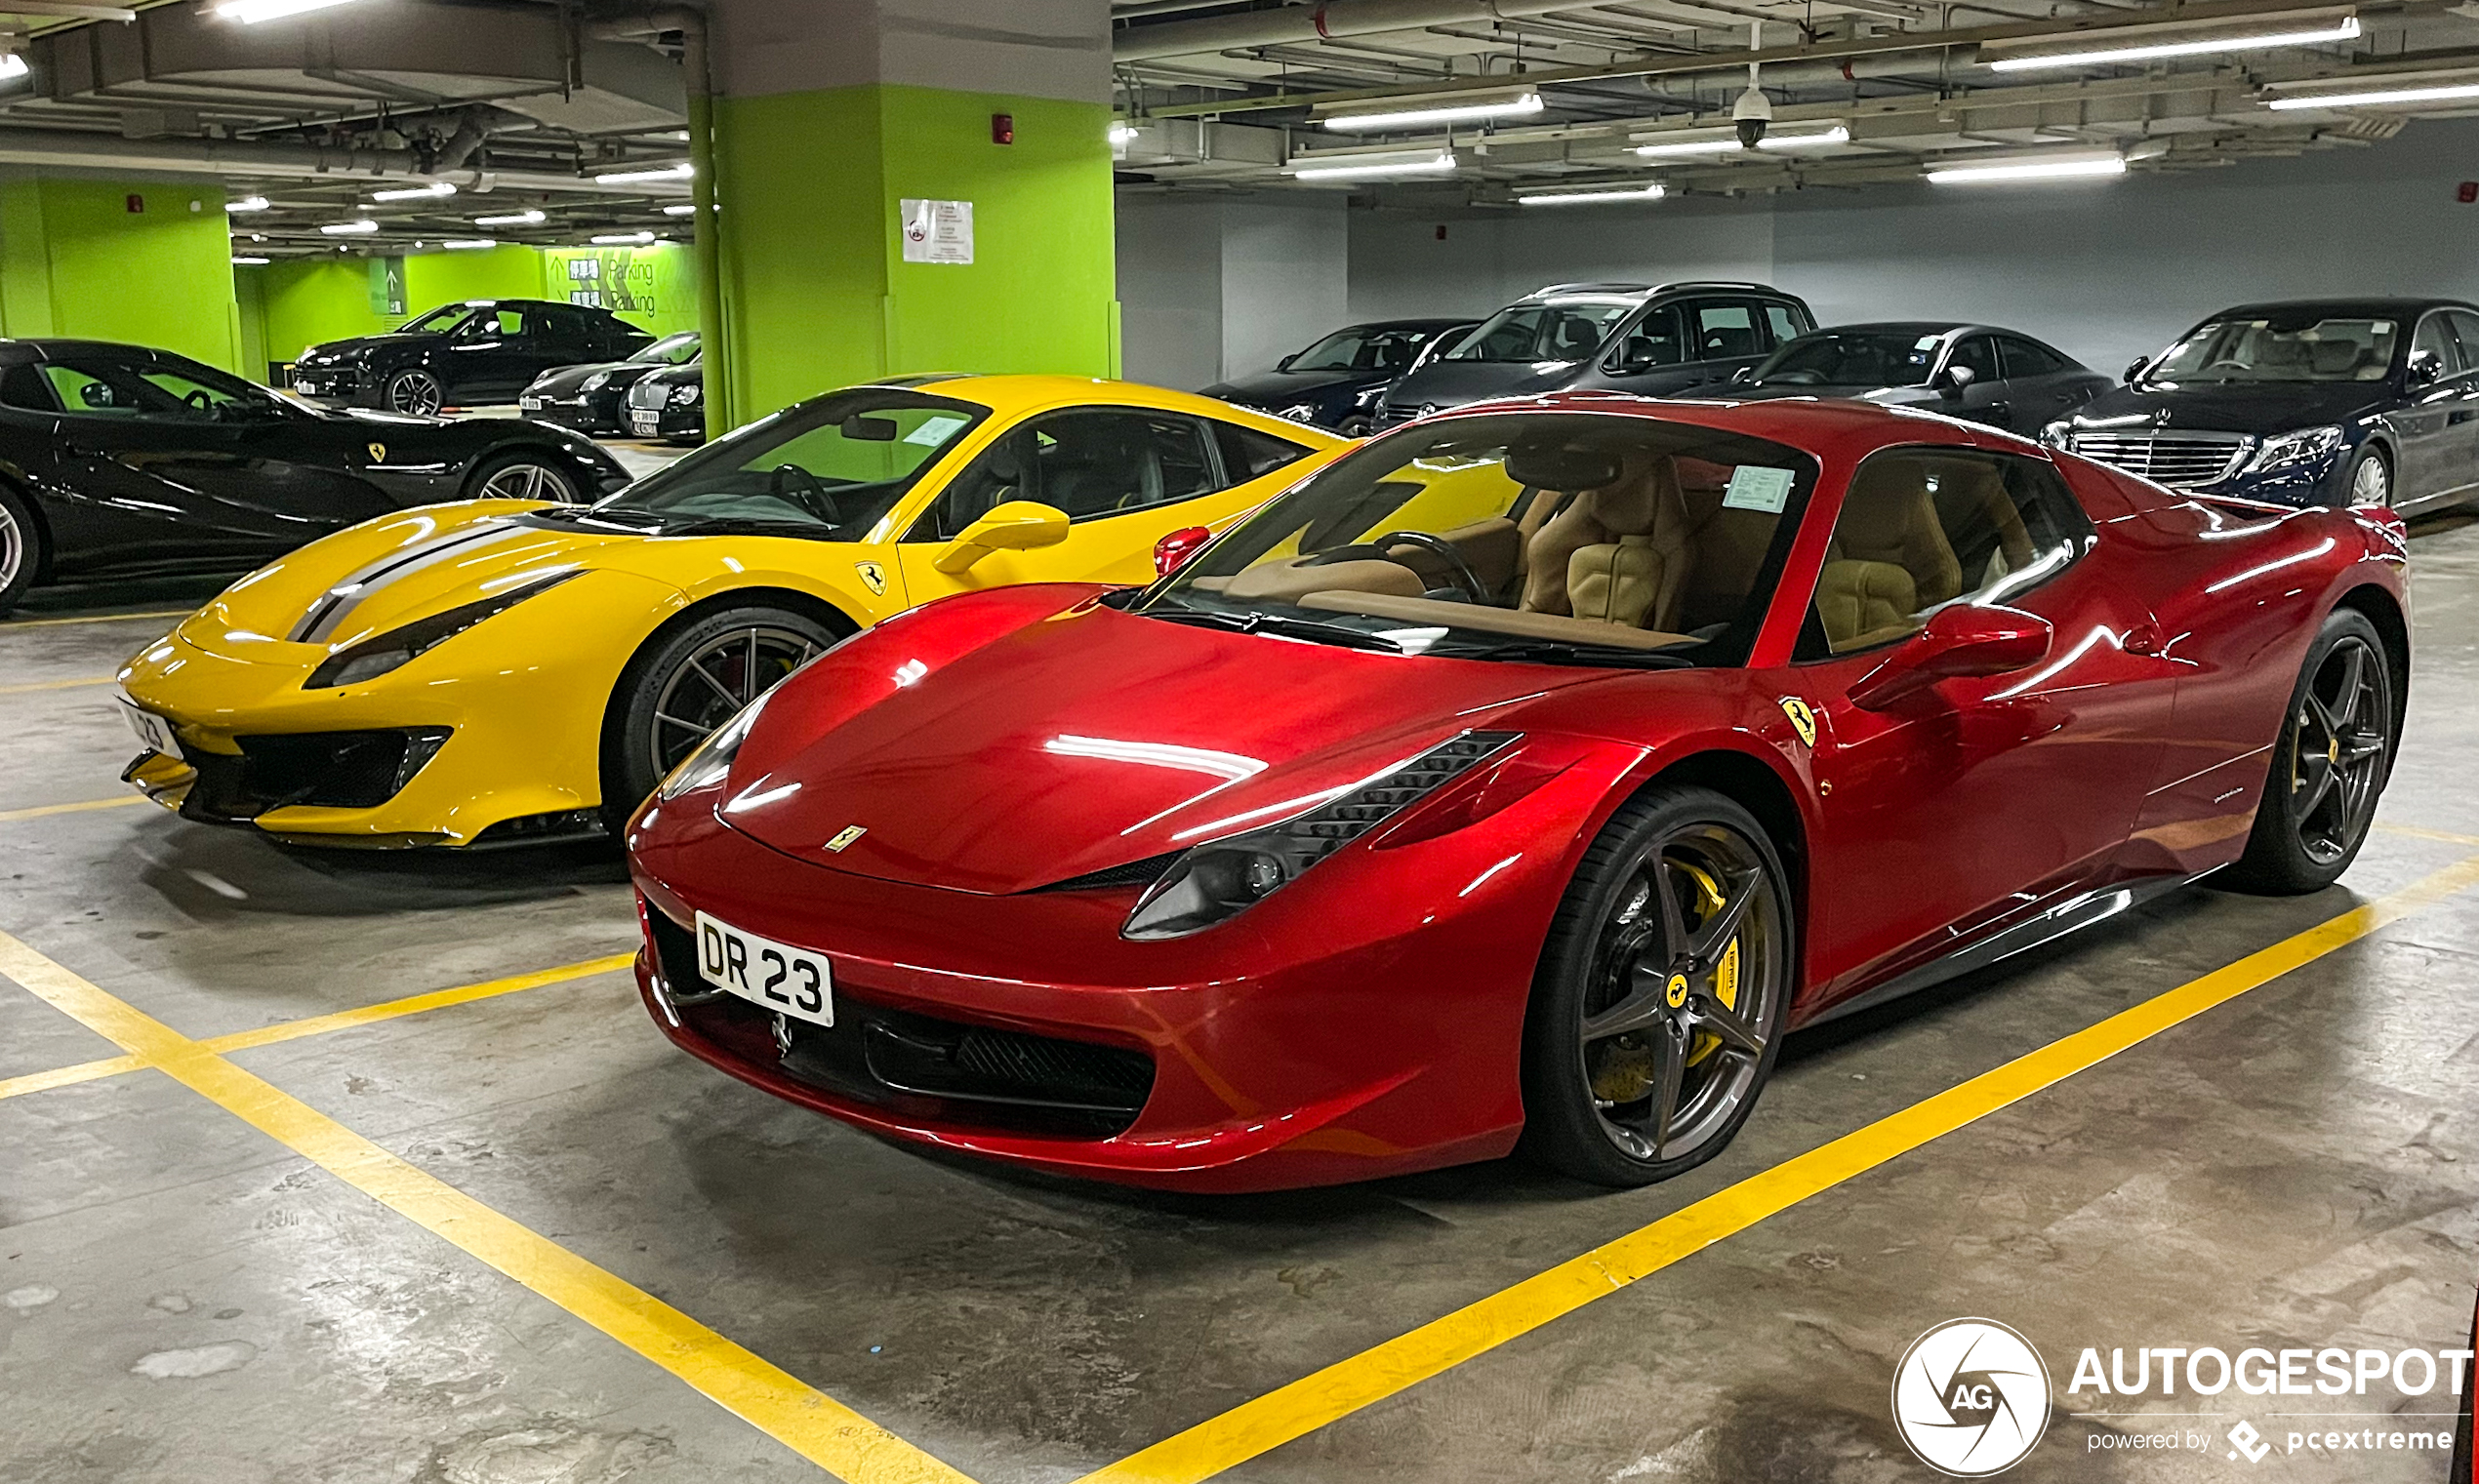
[
  {"x1": 1116, "y1": 0, "x2": 1607, "y2": 61},
  {"x1": 0, "y1": 126, "x2": 686, "y2": 195}
]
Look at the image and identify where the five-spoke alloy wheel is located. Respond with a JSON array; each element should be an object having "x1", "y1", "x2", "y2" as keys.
[
  {"x1": 2229, "y1": 607, "x2": 2397, "y2": 894},
  {"x1": 1523, "y1": 785, "x2": 1793, "y2": 1186}
]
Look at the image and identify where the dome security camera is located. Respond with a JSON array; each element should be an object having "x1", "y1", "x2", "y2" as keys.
[{"x1": 1732, "y1": 85, "x2": 1772, "y2": 147}]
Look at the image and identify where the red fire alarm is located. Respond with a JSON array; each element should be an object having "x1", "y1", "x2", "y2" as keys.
[
  {"x1": 2459, "y1": 180, "x2": 2477, "y2": 204},
  {"x1": 1436, "y1": 223, "x2": 1447, "y2": 240},
  {"x1": 991, "y1": 112, "x2": 1015, "y2": 145},
  {"x1": 125, "y1": 193, "x2": 144, "y2": 214}
]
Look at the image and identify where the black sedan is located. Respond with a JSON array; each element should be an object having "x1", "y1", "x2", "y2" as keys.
[
  {"x1": 1687, "y1": 322, "x2": 2111, "y2": 437},
  {"x1": 518, "y1": 330, "x2": 700, "y2": 435},
  {"x1": 1199, "y1": 318, "x2": 1473, "y2": 435},
  {"x1": 290, "y1": 299, "x2": 653, "y2": 417},
  {"x1": 0, "y1": 340, "x2": 630, "y2": 617},
  {"x1": 622, "y1": 356, "x2": 704, "y2": 442},
  {"x1": 2049, "y1": 298, "x2": 2479, "y2": 512}
]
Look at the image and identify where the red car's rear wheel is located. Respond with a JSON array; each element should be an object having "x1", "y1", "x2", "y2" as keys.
[
  {"x1": 2226, "y1": 608, "x2": 2395, "y2": 895},
  {"x1": 1522, "y1": 784, "x2": 1793, "y2": 1187}
]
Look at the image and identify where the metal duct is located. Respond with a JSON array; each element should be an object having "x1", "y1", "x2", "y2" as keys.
[
  {"x1": 1116, "y1": 0, "x2": 1600, "y2": 61},
  {"x1": 0, "y1": 128, "x2": 684, "y2": 195}
]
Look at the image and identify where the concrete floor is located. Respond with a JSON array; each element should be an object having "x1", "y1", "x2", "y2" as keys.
[{"x1": 3, "y1": 510, "x2": 2475, "y2": 1484}]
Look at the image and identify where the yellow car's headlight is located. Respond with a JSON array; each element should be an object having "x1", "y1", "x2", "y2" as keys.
[{"x1": 305, "y1": 571, "x2": 579, "y2": 690}]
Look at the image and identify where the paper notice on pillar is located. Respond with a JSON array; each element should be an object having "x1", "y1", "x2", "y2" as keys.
[{"x1": 900, "y1": 199, "x2": 974, "y2": 264}]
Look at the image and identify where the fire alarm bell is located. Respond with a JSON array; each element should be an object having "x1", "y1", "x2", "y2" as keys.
[
  {"x1": 992, "y1": 113, "x2": 1015, "y2": 145},
  {"x1": 125, "y1": 193, "x2": 143, "y2": 214},
  {"x1": 2460, "y1": 180, "x2": 2477, "y2": 204}
]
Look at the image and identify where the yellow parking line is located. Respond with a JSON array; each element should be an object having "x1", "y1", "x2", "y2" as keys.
[
  {"x1": 2376, "y1": 821, "x2": 2479, "y2": 848},
  {"x1": 0, "y1": 609, "x2": 187, "y2": 629},
  {"x1": 0, "y1": 676, "x2": 114, "y2": 696},
  {"x1": 1078, "y1": 854, "x2": 2479, "y2": 1484},
  {"x1": 0, "y1": 951, "x2": 635, "y2": 1103},
  {"x1": 0, "y1": 795, "x2": 150, "y2": 824},
  {"x1": 0, "y1": 929, "x2": 977, "y2": 1484}
]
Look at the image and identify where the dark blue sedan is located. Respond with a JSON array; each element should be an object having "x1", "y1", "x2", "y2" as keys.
[{"x1": 1199, "y1": 318, "x2": 1475, "y2": 436}]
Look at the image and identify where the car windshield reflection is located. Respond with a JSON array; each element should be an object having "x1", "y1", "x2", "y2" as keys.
[{"x1": 2145, "y1": 317, "x2": 2399, "y2": 384}]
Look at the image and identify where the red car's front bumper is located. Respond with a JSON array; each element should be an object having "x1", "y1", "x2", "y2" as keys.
[{"x1": 627, "y1": 780, "x2": 1593, "y2": 1192}]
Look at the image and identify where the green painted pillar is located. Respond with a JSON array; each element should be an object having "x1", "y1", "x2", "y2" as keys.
[
  {"x1": 703, "y1": 1, "x2": 1116, "y2": 432},
  {"x1": 0, "y1": 176, "x2": 243, "y2": 372}
]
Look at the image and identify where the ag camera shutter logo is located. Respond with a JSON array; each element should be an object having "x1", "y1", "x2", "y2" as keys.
[{"x1": 1892, "y1": 1318, "x2": 2052, "y2": 1476}]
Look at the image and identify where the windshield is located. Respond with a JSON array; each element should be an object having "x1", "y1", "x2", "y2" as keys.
[
  {"x1": 1287, "y1": 326, "x2": 1440, "y2": 374},
  {"x1": 399, "y1": 303, "x2": 484, "y2": 335},
  {"x1": 1751, "y1": 331, "x2": 1943, "y2": 387},
  {"x1": 1144, "y1": 412, "x2": 1816, "y2": 668},
  {"x1": 630, "y1": 332, "x2": 700, "y2": 366},
  {"x1": 570, "y1": 388, "x2": 989, "y2": 541},
  {"x1": 1445, "y1": 300, "x2": 1638, "y2": 364},
  {"x1": 2146, "y1": 317, "x2": 2399, "y2": 383}
]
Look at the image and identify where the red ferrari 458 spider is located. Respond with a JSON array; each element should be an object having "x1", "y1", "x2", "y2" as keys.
[{"x1": 627, "y1": 394, "x2": 2409, "y2": 1192}]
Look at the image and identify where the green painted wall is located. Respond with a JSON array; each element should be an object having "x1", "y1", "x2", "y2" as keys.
[
  {"x1": 0, "y1": 178, "x2": 242, "y2": 371},
  {"x1": 711, "y1": 82, "x2": 1118, "y2": 428},
  {"x1": 245, "y1": 241, "x2": 698, "y2": 383}
]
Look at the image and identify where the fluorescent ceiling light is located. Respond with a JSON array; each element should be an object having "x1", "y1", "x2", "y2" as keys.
[
  {"x1": 1992, "y1": 14, "x2": 2359, "y2": 71},
  {"x1": 1517, "y1": 182, "x2": 1668, "y2": 205},
  {"x1": 1284, "y1": 149, "x2": 1458, "y2": 180},
  {"x1": 473, "y1": 209, "x2": 545, "y2": 226},
  {"x1": 226, "y1": 195, "x2": 270, "y2": 213},
  {"x1": 1927, "y1": 153, "x2": 2128, "y2": 184},
  {"x1": 319, "y1": 219, "x2": 380, "y2": 234},
  {"x1": 1108, "y1": 122, "x2": 1140, "y2": 144},
  {"x1": 2267, "y1": 78, "x2": 2479, "y2": 108},
  {"x1": 214, "y1": 0, "x2": 361, "y2": 20},
  {"x1": 1633, "y1": 133, "x2": 1748, "y2": 159},
  {"x1": 0, "y1": 55, "x2": 26, "y2": 81},
  {"x1": 442, "y1": 239, "x2": 496, "y2": 250},
  {"x1": 594, "y1": 162, "x2": 693, "y2": 184},
  {"x1": 1755, "y1": 124, "x2": 1850, "y2": 150},
  {"x1": 370, "y1": 181, "x2": 456, "y2": 202},
  {"x1": 1322, "y1": 91, "x2": 1543, "y2": 132},
  {"x1": 231, "y1": 256, "x2": 269, "y2": 265},
  {"x1": 663, "y1": 203, "x2": 698, "y2": 216},
  {"x1": 591, "y1": 231, "x2": 656, "y2": 245}
]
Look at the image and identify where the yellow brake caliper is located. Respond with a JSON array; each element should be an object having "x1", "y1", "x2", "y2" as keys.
[{"x1": 1680, "y1": 862, "x2": 1741, "y2": 1068}]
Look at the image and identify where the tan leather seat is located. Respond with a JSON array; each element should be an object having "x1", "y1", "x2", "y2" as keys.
[
  {"x1": 1519, "y1": 454, "x2": 1676, "y2": 622},
  {"x1": 1814, "y1": 458, "x2": 1969, "y2": 650},
  {"x1": 1921, "y1": 458, "x2": 2034, "y2": 589}
]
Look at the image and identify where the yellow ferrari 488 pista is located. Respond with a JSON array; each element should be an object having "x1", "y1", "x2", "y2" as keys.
[{"x1": 116, "y1": 375, "x2": 1346, "y2": 848}]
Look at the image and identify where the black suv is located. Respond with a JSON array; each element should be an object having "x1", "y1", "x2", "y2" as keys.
[
  {"x1": 2050, "y1": 297, "x2": 2479, "y2": 512},
  {"x1": 1375, "y1": 281, "x2": 1814, "y2": 429},
  {"x1": 291, "y1": 299, "x2": 654, "y2": 417}
]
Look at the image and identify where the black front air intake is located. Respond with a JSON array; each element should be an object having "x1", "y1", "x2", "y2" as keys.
[{"x1": 179, "y1": 728, "x2": 450, "y2": 823}]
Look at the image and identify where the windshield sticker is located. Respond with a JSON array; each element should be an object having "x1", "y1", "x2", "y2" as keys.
[
  {"x1": 1723, "y1": 465, "x2": 1795, "y2": 513},
  {"x1": 905, "y1": 414, "x2": 969, "y2": 447},
  {"x1": 1914, "y1": 335, "x2": 1941, "y2": 349}
]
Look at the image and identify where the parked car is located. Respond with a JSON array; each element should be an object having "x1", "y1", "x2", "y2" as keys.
[
  {"x1": 624, "y1": 356, "x2": 704, "y2": 442},
  {"x1": 1687, "y1": 322, "x2": 2111, "y2": 438},
  {"x1": 0, "y1": 339, "x2": 627, "y2": 617},
  {"x1": 625, "y1": 395, "x2": 2407, "y2": 1192},
  {"x1": 1199, "y1": 318, "x2": 1475, "y2": 435},
  {"x1": 290, "y1": 299, "x2": 654, "y2": 417},
  {"x1": 1374, "y1": 281, "x2": 1814, "y2": 429},
  {"x1": 116, "y1": 378, "x2": 1347, "y2": 848},
  {"x1": 518, "y1": 331, "x2": 700, "y2": 435},
  {"x1": 2049, "y1": 297, "x2": 2479, "y2": 511}
]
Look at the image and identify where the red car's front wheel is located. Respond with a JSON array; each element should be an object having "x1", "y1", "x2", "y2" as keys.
[{"x1": 1521, "y1": 784, "x2": 1794, "y2": 1187}]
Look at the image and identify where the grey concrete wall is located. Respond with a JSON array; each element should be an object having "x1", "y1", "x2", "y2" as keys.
[{"x1": 1116, "y1": 193, "x2": 1349, "y2": 390}]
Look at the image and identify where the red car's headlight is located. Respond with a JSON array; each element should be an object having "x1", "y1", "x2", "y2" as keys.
[{"x1": 1122, "y1": 730, "x2": 1519, "y2": 941}]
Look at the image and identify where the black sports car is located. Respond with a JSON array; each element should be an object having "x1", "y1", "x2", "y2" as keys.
[
  {"x1": 2049, "y1": 298, "x2": 2479, "y2": 512},
  {"x1": 1686, "y1": 321, "x2": 2112, "y2": 438},
  {"x1": 290, "y1": 299, "x2": 654, "y2": 417},
  {"x1": 518, "y1": 330, "x2": 701, "y2": 435},
  {"x1": 1199, "y1": 318, "x2": 1474, "y2": 435},
  {"x1": 622, "y1": 357, "x2": 705, "y2": 442},
  {"x1": 0, "y1": 339, "x2": 630, "y2": 617}
]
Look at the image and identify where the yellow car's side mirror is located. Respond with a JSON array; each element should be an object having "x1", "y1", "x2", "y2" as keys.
[{"x1": 931, "y1": 500, "x2": 1071, "y2": 575}]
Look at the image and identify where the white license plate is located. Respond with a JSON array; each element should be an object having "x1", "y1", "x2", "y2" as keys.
[
  {"x1": 693, "y1": 909, "x2": 833, "y2": 1026},
  {"x1": 518, "y1": 397, "x2": 541, "y2": 412},
  {"x1": 117, "y1": 698, "x2": 182, "y2": 760},
  {"x1": 293, "y1": 380, "x2": 316, "y2": 394},
  {"x1": 630, "y1": 411, "x2": 661, "y2": 435}
]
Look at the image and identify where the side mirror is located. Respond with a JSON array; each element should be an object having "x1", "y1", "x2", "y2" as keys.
[
  {"x1": 1849, "y1": 603, "x2": 2052, "y2": 711},
  {"x1": 931, "y1": 500, "x2": 1070, "y2": 575},
  {"x1": 2123, "y1": 357, "x2": 2148, "y2": 384},
  {"x1": 1727, "y1": 365, "x2": 1754, "y2": 386},
  {"x1": 1276, "y1": 353, "x2": 1298, "y2": 372},
  {"x1": 2407, "y1": 349, "x2": 2444, "y2": 386},
  {"x1": 1939, "y1": 364, "x2": 1976, "y2": 399},
  {"x1": 1155, "y1": 524, "x2": 1212, "y2": 578}
]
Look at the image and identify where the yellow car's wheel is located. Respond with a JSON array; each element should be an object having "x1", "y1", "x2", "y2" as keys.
[{"x1": 602, "y1": 603, "x2": 846, "y2": 832}]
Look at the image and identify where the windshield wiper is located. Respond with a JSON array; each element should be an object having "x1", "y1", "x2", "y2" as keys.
[
  {"x1": 1434, "y1": 638, "x2": 1693, "y2": 670},
  {"x1": 1145, "y1": 604, "x2": 1404, "y2": 654}
]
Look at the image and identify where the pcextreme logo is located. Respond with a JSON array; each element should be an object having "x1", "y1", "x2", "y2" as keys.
[{"x1": 1892, "y1": 1318, "x2": 2053, "y2": 1476}]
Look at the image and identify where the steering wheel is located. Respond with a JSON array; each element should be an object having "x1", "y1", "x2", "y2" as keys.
[
  {"x1": 1371, "y1": 530, "x2": 1490, "y2": 604},
  {"x1": 184, "y1": 388, "x2": 219, "y2": 416},
  {"x1": 768, "y1": 463, "x2": 842, "y2": 524}
]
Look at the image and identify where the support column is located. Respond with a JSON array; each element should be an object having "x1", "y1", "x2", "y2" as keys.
[
  {"x1": 0, "y1": 175, "x2": 243, "y2": 371},
  {"x1": 702, "y1": 0, "x2": 1116, "y2": 432}
]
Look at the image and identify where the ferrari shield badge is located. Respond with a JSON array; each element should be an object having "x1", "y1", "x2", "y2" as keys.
[
  {"x1": 854, "y1": 561, "x2": 887, "y2": 596},
  {"x1": 366, "y1": 442, "x2": 387, "y2": 462},
  {"x1": 1778, "y1": 696, "x2": 1818, "y2": 748},
  {"x1": 825, "y1": 824, "x2": 867, "y2": 853}
]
